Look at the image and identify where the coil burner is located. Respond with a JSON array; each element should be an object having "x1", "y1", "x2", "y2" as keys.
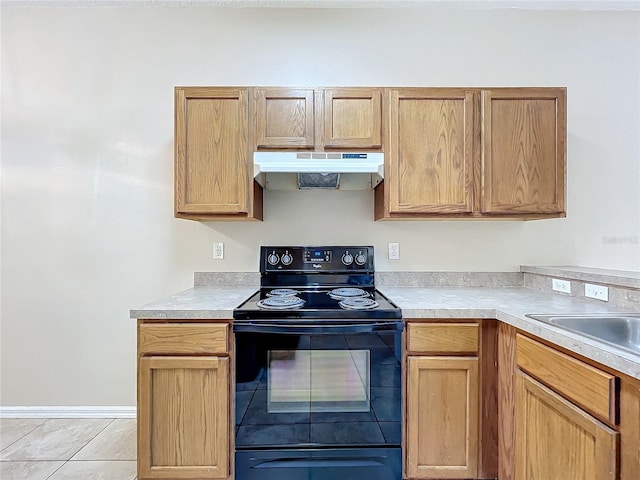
[
  {"x1": 338, "y1": 297, "x2": 379, "y2": 310},
  {"x1": 328, "y1": 287, "x2": 370, "y2": 300},
  {"x1": 256, "y1": 296, "x2": 305, "y2": 310},
  {"x1": 267, "y1": 288, "x2": 300, "y2": 297}
]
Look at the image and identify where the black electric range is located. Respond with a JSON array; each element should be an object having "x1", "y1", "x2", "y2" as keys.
[
  {"x1": 233, "y1": 246, "x2": 403, "y2": 480},
  {"x1": 233, "y1": 246, "x2": 402, "y2": 326}
]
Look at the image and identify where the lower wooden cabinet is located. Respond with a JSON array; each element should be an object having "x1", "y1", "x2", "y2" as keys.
[
  {"x1": 498, "y1": 327, "x2": 640, "y2": 480},
  {"x1": 406, "y1": 356, "x2": 479, "y2": 479},
  {"x1": 404, "y1": 320, "x2": 493, "y2": 479},
  {"x1": 515, "y1": 371, "x2": 618, "y2": 480},
  {"x1": 138, "y1": 356, "x2": 229, "y2": 480},
  {"x1": 137, "y1": 321, "x2": 231, "y2": 480}
]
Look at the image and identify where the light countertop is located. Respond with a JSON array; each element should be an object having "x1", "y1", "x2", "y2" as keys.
[
  {"x1": 130, "y1": 287, "x2": 256, "y2": 319},
  {"x1": 131, "y1": 285, "x2": 640, "y2": 379}
]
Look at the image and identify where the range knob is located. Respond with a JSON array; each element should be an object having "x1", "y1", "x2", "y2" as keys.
[
  {"x1": 341, "y1": 252, "x2": 354, "y2": 266},
  {"x1": 281, "y1": 251, "x2": 293, "y2": 266},
  {"x1": 355, "y1": 251, "x2": 367, "y2": 266},
  {"x1": 267, "y1": 252, "x2": 280, "y2": 266}
]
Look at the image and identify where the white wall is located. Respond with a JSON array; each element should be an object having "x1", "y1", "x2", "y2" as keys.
[{"x1": 1, "y1": 6, "x2": 638, "y2": 406}]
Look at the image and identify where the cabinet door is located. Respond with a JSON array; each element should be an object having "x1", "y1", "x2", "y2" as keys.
[
  {"x1": 255, "y1": 87, "x2": 315, "y2": 148},
  {"x1": 175, "y1": 87, "x2": 249, "y2": 217},
  {"x1": 388, "y1": 89, "x2": 475, "y2": 214},
  {"x1": 516, "y1": 371, "x2": 618, "y2": 480},
  {"x1": 138, "y1": 356, "x2": 229, "y2": 479},
  {"x1": 322, "y1": 88, "x2": 382, "y2": 148},
  {"x1": 406, "y1": 356, "x2": 479, "y2": 479},
  {"x1": 482, "y1": 88, "x2": 566, "y2": 215}
]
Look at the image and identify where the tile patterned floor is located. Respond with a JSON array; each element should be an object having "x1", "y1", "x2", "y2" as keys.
[{"x1": 0, "y1": 418, "x2": 136, "y2": 480}]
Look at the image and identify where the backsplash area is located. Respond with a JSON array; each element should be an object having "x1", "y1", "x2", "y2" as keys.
[
  {"x1": 522, "y1": 266, "x2": 640, "y2": 311},
  {"x1": 375, "y1": 272, "x2": 523, "y2": 287},
  {"x1": 193, "y1": 267, "x2": 640, "y2": 312}
]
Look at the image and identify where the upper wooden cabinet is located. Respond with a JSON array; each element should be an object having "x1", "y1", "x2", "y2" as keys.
[
  {"x1": 173, "y1": 85, "x2": 565, "y2": 222},
  {"x1": 253, "y1": 87, "x2": 383, "y2": 151},
  {"x1": 255, "y1": 88, "x2": 315, "y2": 148},
  {"x1": 322, "y1": 88, "x2": 382, "y2": 148},
  {"x1": 174, "y1": 87, "x2": 262, "y2": 221},
  {"x1": 482, "y1": 88, "x2": 566, "y2": 215},
  {"x1": 375, "y1": 87, "x2": 566, "y2": 220},
  {"x1": 385, "y1": 88, "x2": 475, "y2": 215}
]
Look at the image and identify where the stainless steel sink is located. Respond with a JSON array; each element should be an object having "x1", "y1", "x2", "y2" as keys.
[{"x1": 525, "y1": 314, "x2": 640, "y2": 355}]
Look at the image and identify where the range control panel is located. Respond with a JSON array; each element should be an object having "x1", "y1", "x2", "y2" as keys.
[
  {"x1": 303, "y1": 249, "x2": 332, "y2": 263},
  {"x1": 261, "y1": 246, "x2": 374, "y2": 272}
]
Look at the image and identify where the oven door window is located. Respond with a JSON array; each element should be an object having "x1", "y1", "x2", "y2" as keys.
[
  {"x1": 268, "y1": 350, "x2": 370, "y2": 413},
  {"x1": 235, "y1": 332, "x2": 401, "y2": 449}
]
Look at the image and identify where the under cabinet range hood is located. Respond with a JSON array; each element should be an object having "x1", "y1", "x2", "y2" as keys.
[{"x1": 253, "y1": 152, "x2": 384, "y2": 190}]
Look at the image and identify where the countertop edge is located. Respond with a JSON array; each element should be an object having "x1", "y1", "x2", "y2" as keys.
[
  {"x1": 130, "y1": 287, "x2": 640, "y2": 380},
  {"x1": 493, "y1": 310, "x2": 640, "y2": 380},
  {"x1": 130, "y1": 311, "x2": 233, "y2": 320}
]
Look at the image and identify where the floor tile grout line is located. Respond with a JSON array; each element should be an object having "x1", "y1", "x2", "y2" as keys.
[
  {"x1": 0, "y1": 418, "x2": 48, "y2": 454},
  {"x1": 0, "y1": 459, "x2": 137, "y2": 463},
  {"x1": 0, "y1": 418, "x2": 137, "y2": 475},
  {"x1": 68, "y1": 418, "x2": 117, "y2": 461},
  {"x1": 41, "y1": 459, "x2": 138, "y2": 480},
  {"x1": 3, "y1": 418, "x2": 119, "y2": 463},
  {"x1": 44, "y1": 459, "x2": 68, "y2": 480},
  {"x1": 67, "y1": 459, "x2": 136, "y2": 462}
]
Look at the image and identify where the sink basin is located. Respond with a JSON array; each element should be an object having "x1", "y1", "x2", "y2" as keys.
[{"x1": 525, "y1": 314, "x2": 640, "y2": 355}]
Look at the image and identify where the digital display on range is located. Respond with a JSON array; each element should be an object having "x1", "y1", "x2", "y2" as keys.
[{"x1": 303, "y1": 249, "x2": 331, "y2": 263}]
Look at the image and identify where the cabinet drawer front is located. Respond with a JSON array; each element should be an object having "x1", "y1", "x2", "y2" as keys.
[
  {"x1": 139, "y1": 323, "x2": 228, "y2": 355},
  {"x1": 407, "y1": 323, "x2": 479, "y2": 354},
  {"x1": 516, "y1": 333, "x2": 617, "y2": 424}
]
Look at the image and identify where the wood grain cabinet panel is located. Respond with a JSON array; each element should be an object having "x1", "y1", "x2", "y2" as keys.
[
  {"x1": 515, "y1": 371, "x2": 618, "y2": 480},
  {"x1": 386, "y1": 88, "x2": 475, "y2": 215},
  {"x1": 138, "y1": 356, "x2": 229, "y2": 480},
  {"x1": 406, "y1": 356, "x2": 479, "y2": 479},
  {"x1": 498, "y1": 323, "x2": 517, "y2": 480},
  {"x1": 619, "y1": 378, "x2": 640, "y2": 480},
  {"x1": 377, "y1": 86, "x2": 566, "y2": 220},
  {"x1": 138, "y1": 323, "x2": 228, "y2": 356},
  {"x1": 255, "y1": 88, "x2": 315, "y2": 148},
  {"x1": 407, "y1": 322, "x2": 479, "y2": 354},
  {"x1": 516, "y1": 333, "x2": 617, "y2": 424},
  {"x1": 482, "y1": 88, "x2": 566, "y2": 215},
  {"x1": 175, "y1": 87, "x2": 261, "y2": 220},
  {"x1": 322, "y1": 88, "x2": 382, "y2": 148}
]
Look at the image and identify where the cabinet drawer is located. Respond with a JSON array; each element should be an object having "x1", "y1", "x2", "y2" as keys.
[
  {"x1": 407, "y1": 322, "x2": 479, "y2": 354},
  {"x1": 516, "y1": 333, "x2": 617, "y2": 424},
  {"x1": 139, "y1": 323, "x2": 228, "y2": 355}
]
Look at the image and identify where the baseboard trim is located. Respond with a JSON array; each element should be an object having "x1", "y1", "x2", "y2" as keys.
[{"x1": 0, "y1": 406, "x2": 136, "y2": 418}]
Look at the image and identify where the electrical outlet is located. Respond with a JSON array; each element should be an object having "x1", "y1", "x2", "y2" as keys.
[
  {"x1": 388, "y1": 243, "x2": 400, "y2": 260},
  {"x1": 552, "y1": 278, "x2": 571, "y2": 294},
  {"x1": 213, "y1": 242, "x2": 224, "y2": 260},
  {"x1": 585, "y1": 283, "x2": 609, "y2": 301}
]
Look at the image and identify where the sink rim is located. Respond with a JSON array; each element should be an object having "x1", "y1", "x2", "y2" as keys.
[
  {"x1": 525, "y1": 313, "x2": 640, "y2": 356},
  {"x1": 526, "y1": 313, "x2": 640, "y2": 321}
]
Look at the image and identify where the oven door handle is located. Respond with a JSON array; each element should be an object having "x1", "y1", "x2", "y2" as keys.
[{"x1": 233, "y1": 321, "x2": 403, "y2": 334}]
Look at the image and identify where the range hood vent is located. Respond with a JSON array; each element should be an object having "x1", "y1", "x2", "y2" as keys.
[{"x1": 253, "y1": 152, "x2": 384, "y2": 190}]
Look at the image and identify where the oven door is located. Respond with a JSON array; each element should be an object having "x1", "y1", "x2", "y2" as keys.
[{"x1": 234, "y1": 321, "x2": 402, "y2": 480}]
